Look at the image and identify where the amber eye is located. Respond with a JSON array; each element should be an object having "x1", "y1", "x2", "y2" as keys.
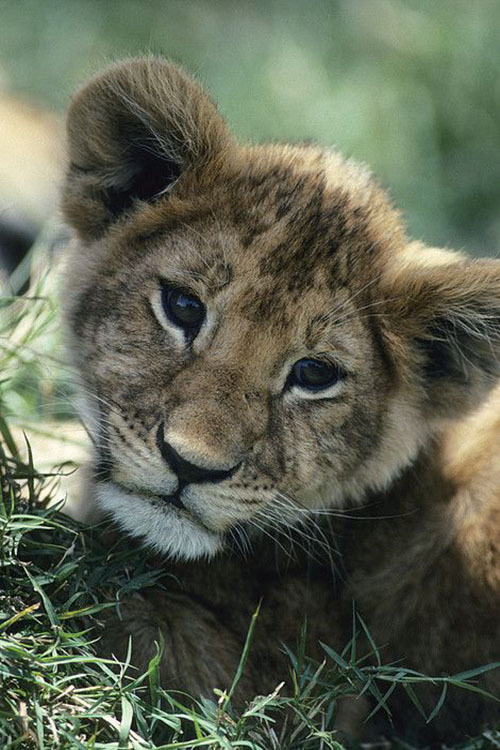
[
  {"x1": 289, "y1": 358, "x2": 342, "y2": 391},
  {"x1": 161, "y1": 285, "x2": 205, "y2": 338}
]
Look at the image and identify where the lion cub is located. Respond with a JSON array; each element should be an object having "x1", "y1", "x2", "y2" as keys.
[{"x1": 62, "y1": 58, "x2": 499, "y2": 742}]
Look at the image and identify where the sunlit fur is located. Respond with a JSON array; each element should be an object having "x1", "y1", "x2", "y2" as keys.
[{"x1": 62, "y1": 58, "x2": 500, "y2": 742}]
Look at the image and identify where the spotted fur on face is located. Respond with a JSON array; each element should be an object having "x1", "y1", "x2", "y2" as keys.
[{"x1": 63, "y1": 58, "x2": 500, "y2": 559}]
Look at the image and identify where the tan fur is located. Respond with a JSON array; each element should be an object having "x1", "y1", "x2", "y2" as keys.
[
  {"x1": 0, "y1": 94, "x2": 63, "y2": 283},
  {"x1": 0, "y1": 93, "x2": 62, "y2": 223},
  {"x1": 62, "y1": 58, "x2": 500, "y2": 742}
]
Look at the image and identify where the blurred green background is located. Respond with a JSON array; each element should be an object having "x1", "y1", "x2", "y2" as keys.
[{"x1": 1, "y1": 0, "x2": 499, "y2": 255}]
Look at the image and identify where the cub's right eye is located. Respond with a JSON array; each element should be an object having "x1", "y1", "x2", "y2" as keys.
[
  {"x1": 161, "y1": 284, "x2": 205, "y2": 340},
  {"x1": 288, "y1": 358, "x2": 343, "y2": 392}
]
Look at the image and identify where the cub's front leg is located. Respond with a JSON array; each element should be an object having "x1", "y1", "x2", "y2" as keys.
[
  {"x1": 96, "y1": 553, "x2": 347, "y2": 708},
  {"x1": 98, "y1": 589, "x2": 259, "y2": 701}
]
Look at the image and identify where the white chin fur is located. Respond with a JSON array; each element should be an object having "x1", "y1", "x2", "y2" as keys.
[{"x1": 96, "y1": 483, "x2": 222, "y2": 561}]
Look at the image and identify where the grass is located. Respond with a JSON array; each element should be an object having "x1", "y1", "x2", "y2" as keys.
[{"x1": 1, "y1": 245, "x2": 499, "y2": 748}]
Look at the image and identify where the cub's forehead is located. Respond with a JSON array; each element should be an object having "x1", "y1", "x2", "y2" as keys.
[
  {"x1": 225, "y1": 148, "x2": 383, "y2": 281},
  {"x1": 144, "y1": 217, "x2": 368, "y2": 349},
  {"x1": 123, "y1": 143, "x2": 405, "y2": 323},
  {"x1": 146, "y1": 163, "x2": 383, "y2": 293}
]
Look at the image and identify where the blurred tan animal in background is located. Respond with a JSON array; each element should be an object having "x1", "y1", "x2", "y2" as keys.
[{"x1": 0, "y1": 81, "x2": 63, "y2": 287}]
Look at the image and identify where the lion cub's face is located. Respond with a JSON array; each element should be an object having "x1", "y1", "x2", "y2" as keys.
[{"x1": 63, "y1": 59, "x2": 500, "y2": 559}]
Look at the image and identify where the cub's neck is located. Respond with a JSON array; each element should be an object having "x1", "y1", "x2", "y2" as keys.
[{"x1": 345, "y1": 386, "x2": 500, "y2": 577}]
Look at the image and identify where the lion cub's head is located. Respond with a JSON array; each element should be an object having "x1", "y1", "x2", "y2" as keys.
[{"x1": 62, "y1": 58, "x2": 500, "y2": 559}]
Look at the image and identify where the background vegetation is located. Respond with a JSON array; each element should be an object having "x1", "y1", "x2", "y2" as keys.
[
  {"x1": 2, "y1": 0, "x2": 500, "y2": 254},
  {"x1": 1, "y1": 1, "x2": 499, "y2": 747}
]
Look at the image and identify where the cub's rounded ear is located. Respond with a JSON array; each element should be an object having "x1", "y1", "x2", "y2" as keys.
[
  {"x1": 384, "y1": 244, "x2": 500, "y2": 418},
  {"x1": 63, "y1": 57, "x2": 234, "y2": 240}
]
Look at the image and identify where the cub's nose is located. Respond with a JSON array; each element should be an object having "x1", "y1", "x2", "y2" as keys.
[{"x1": 156, "y1": 424, "x2": 241, "y2": 486}]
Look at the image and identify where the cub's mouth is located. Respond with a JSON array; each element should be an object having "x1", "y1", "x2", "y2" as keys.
[
  {"x1": 160, "y1": 492, "x2": 185, "y2": 509},
  {"x1": 95, "y1": 480, "x2": 223, "y2": 560}
]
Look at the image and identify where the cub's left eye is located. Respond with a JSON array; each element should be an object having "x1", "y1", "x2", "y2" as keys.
[
  {"x1": 289, "y1": 358, "x2": 342, "y2": 391},
  {"x1": 161, "y1": 285, "x2": 205, "y2": 338}
]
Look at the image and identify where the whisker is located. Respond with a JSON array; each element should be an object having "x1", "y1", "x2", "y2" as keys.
[
  {"x1": 247, "y1": 516, "x2": 295, "y2": 561},
  {"x1": 270, "y1": 492, "x2": 341, "y2": 575}
]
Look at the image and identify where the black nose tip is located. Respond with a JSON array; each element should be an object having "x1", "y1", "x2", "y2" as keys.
[{"x1": 156, "y1": 424, "x2": 241, "y2": 486}]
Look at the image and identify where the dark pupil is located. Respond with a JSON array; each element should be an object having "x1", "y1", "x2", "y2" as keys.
[
  {"x1": 164, "y1": 287, "x2": 204, "y2": 330},
  {"x1": 293, "y1": 359, "x2": 339, "y2": 390}
]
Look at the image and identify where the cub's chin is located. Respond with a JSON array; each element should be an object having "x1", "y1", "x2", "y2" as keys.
[{"x1": 96, "y1": 482, "x2": 223, "y2": 560}]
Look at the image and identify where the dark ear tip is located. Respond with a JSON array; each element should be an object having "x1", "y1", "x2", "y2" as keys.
[
  {"x1": 66, "y1": 55, "x2": 230, "y2": 161},
  {"x1": 63, "y1": 56, "x2": 234, "y2": 240},
  {"x1": 66, "y1": 57, "x2": 167, "y2": 143},
  {"x1": 68, "y1": 56, "x2": 201, "y2": 122}
]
